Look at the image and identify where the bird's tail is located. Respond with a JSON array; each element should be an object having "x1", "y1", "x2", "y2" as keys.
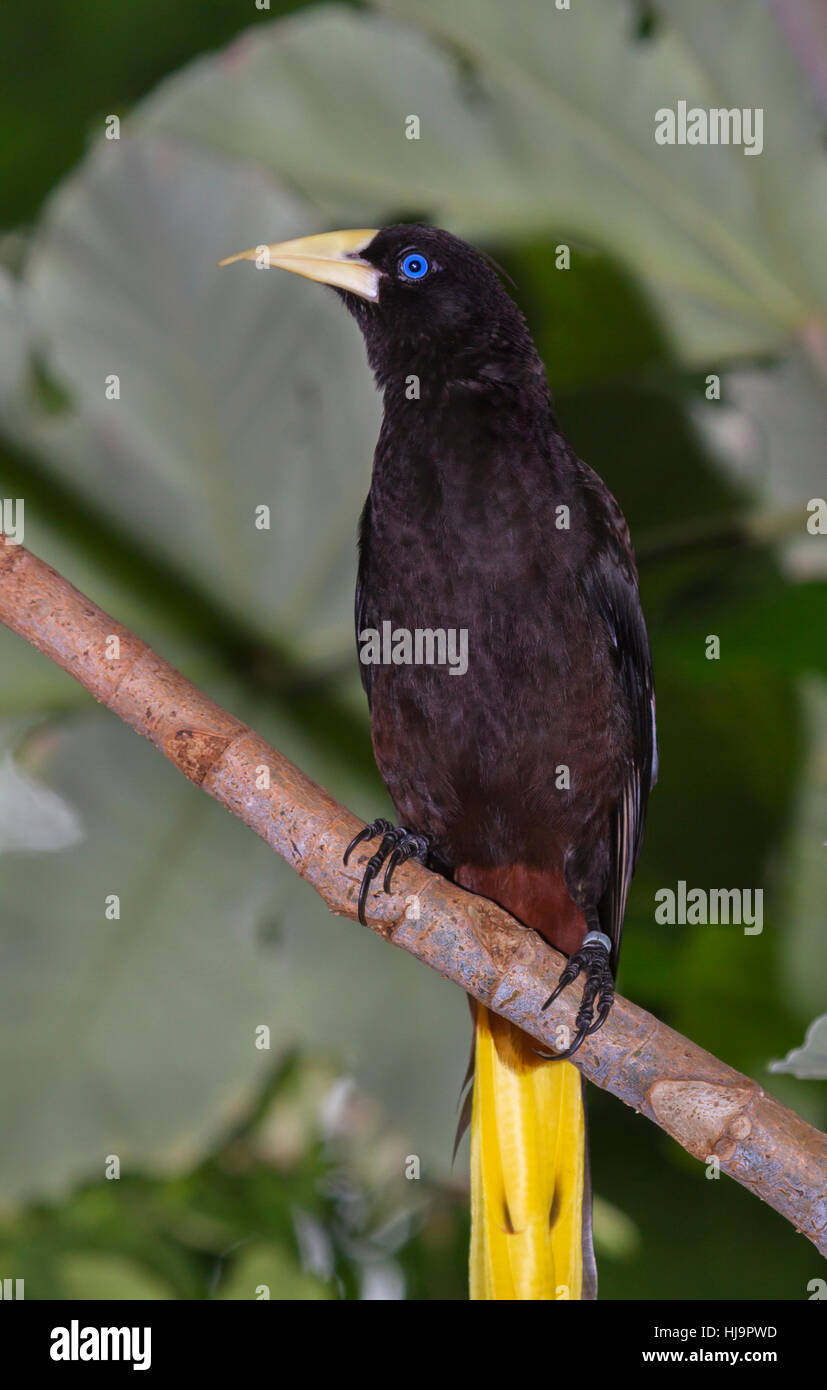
[{"x1": 469, "y1": 1003, "x2": 593, "y2": 1300}]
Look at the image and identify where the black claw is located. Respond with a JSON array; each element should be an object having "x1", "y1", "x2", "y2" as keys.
[
  {"x1": 383, "y1": 847, "x2": 404, "y2": 894},
  {"x1": 357, "y1": 832, "x2": 396, "y2": 923},
  {"x1": 541, "y1": 959, "x2": 580, "y2": 1011},
  {"x1": 356, "y1": 856, "x2": 378, "y2": 922},
  {"x1": 383, "y1": 833, "x2": 430, "y2": 894},
  {"x1": 343, "y1": 818, "x2": 393, "y2": 867},
  {"x1": 586, "y1": 996, "x2": 614, "y2": 1037},
  {"x1": 343, "y1": 819, "x2": 432, "y2": 924},
  {"x1": 538, "y1": 937, "x2": 615, "y2": 1060}
]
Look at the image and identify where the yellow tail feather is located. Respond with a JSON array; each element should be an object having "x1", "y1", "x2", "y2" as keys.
[{"x1": 469, "y1": 1005, "x2": 586, "y2": 1300}]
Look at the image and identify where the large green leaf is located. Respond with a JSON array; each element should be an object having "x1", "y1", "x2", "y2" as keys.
[
  {"x1": 137, "y1": 0, "x2": 825, "y2": 362},
  {"x1": 0, "y1": 710, "x2": 281, "y2": 1200},
  {"x1": 690, "y1": 346, "x2": 827, "y2": 575},
  {"x1": 0, "y1": 720, "x2": 83, "y2": 852},
  {"x1": 0, "y1": 699, "x2": 468, "y2": 1201},
  {"x1": 13, "y1": 137, "x2": 379, "y2": 666}
]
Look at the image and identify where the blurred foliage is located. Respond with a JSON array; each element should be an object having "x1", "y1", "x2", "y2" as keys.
[
  {"x1": 0, "y1": 0, "x2": 825, "y2": 1299},
  {"x1": 0, "y1": 1058, "x2": 469, "y2": 1301}
]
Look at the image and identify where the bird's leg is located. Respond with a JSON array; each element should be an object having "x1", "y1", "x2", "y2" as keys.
[
  {"x1": 343, "y1": 819, "x2": 433, "y2": 925},
  {"x1": 537, "y1": 925, "x2": 615, "y2": 1060}
]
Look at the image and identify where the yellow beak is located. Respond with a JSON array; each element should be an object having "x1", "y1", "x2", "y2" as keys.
[{"x1": 217, "y1": 228, "x2": 381, "y2": 301}]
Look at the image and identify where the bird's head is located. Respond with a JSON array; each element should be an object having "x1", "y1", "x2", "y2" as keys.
[{"x1": 219, "y1": 224, "x2": 542, "y2": 391}]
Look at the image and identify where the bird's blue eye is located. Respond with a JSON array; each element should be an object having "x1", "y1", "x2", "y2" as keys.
[{"x1": 400, "y1": 252, "x2": 429, "y2": 280}]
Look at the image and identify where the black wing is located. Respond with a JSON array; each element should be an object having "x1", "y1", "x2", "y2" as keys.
[
  {"x1": 354, "y1": 494, "x2": 373, "y2": 707},
  {"x1": 581, "y1": 476, "x2": 657, "y2": 974}
]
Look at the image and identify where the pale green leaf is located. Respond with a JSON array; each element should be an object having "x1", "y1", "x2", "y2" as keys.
[
  {"x1": 770, "y1": 1013, "x2": 827, "y2": 1079},
  {"x1": 138, "y1": 0, "x2": 826, "y2": 361},
  {"x1": 15, "y1": 137, "x2": 378, "y2": 665}
]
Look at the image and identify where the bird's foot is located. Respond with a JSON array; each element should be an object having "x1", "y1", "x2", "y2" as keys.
[
  {"x1": 343, "y1": 818, "x2": 432, "y2": 925},
  {"x1": 537, "y1": 930, "x2": 615, "y2": 1060}
]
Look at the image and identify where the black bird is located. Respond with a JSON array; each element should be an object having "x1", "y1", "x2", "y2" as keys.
[{"x1": 219, "y1": 224, "x2": 657, "y2": 1299}]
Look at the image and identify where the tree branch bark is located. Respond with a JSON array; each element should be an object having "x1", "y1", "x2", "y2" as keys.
[{"x1": 1, "y1": 534, "x2": 825, "y2": 1256}]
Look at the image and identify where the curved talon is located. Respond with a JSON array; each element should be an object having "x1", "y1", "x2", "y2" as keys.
[
  {"x1": 356, "y1": 851, "x2": 383, "y2": 923},
  {"x1": 537, "y1": 936, "x2": 615, "y2": 1060},
  {"x1": 541, "y1": 960, "x2": 580, "y2": 1011},
  {"x1": 356, "y1": 832, "x2": 396, "y2": 923},
  {"x1": 344, "y1": 819, "x2": 432, "y2": 924},
  {"x1": 343, "y1": 827, "x2": 372, "y2": 866},
  {"x1": 356, "y1": 874, "x2": 374, "y2": 924},
  {"x1": 383, "y1": 833, "x2": 430, "y2": 894},
  {"x1": 383, "y1": 847, "x2": 404, "y2": 894},
  {"x1": 343, "y1": 817, "x2": 393, "y2": 867}
]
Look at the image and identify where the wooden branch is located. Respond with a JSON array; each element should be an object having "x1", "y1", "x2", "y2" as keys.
[{"x1": 1, "y1": 533, "x2": 825, "y2": 1256}]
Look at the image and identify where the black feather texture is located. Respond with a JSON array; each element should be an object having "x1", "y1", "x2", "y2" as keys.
[{"x1": 342, "y1": 225, "x2": 656, "y2": 970}]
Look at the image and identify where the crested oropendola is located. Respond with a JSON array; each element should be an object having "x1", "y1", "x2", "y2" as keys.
[{"x1": 219, "y1": 224, "x2": 657, "y2": 1300}]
